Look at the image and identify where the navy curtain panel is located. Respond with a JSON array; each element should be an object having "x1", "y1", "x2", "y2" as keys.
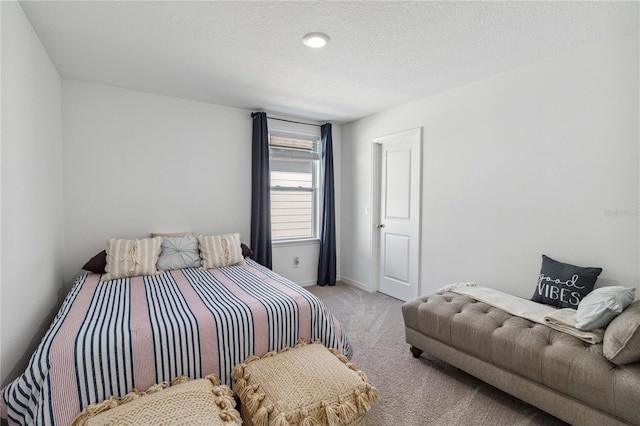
[
  {"x1": 317, "y1": 123, "x2": 337, "y2": 286},
  {"x1": 250, "y1": 112, "x2": 272, "y2": 269}
]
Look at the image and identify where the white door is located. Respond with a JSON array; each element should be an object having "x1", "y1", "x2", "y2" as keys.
[{"x1": 372, "y1": 128, "x2": 421, "y2": 301}]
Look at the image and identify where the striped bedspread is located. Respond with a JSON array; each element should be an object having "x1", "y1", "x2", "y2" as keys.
[{"x1": 1, "y1": 259, "x2": 351, "y2": 425}]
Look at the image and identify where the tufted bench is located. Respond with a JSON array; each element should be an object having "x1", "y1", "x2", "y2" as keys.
[{"x1": 402, "y1": 291, "x2": 640, "y2": 426}]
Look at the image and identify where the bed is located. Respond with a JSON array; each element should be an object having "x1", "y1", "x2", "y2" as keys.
[{"x1": 1, "y1": 258, "x2": 351, "y2": 425}]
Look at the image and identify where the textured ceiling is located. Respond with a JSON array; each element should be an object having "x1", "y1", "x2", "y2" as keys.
[{"x1": 19, "y1": 1, "x2": 639, "y2": 123}]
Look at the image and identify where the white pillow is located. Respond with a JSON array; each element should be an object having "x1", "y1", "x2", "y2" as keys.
[
  {"x1": 575, "y1": 286, "x2": 636, "y2": 330},
  {"x1": 197, "y1": 233, "x2": 245, "y2": 270},
  {"x1": 157, "y1": 236, "x2": 201, "y2": 271},
  {"x1": 151, "y1": 231, "x2": 193, "y2": 238}
]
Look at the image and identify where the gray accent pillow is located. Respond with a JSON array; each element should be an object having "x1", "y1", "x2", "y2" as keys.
[
  {"x1": 531, "y1": 255, "x2": 602, "y2": 309},
  {"x1": 575, "y1": 286, "x2": 635, "y2": 330},
  {"x1": 603, "y1": 300, "x2": 640, "y2": 365},
  {"x1": 157, "y1": 236, "x2": 201, "y2": 271}
]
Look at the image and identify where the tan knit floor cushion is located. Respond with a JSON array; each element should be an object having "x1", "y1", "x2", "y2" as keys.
[
  {"x1": 72, "y1": 375, "x2": 241, "y2": 426},
  {"x1": 232, "y1": 341, "x2": 378, "y2": 426}
]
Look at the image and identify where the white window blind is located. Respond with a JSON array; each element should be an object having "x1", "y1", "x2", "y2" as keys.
[{"x1": 269, "y1": 122, "x2": 321, "y2": 241}]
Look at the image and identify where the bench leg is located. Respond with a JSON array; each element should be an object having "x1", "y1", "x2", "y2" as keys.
[{"x1": 410, "y1": 346, "x2": 423, "y2": 358}]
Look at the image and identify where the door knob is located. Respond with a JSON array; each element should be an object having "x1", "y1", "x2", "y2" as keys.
[{"x1": 376, "y1": 223, "x2": 385, "y2": 229}]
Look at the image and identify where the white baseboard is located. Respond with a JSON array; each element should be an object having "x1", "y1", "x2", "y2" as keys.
[
  {"x1": 339, "y1": 276, "x2": 374, "y2": 293},
  {"x1": 297, "y1": 277, "x2": 374, "y2": 292}
]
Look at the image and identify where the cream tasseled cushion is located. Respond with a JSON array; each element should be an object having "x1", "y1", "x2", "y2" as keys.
[
  {"x1": 232, "y1": 341, "x2": 378, "y2": 426},
  {"x1": 102, "y1": 236, "x2": 163, "y2": 281},
  {"x1": 72, "y1": 375, "x2": 241, "y2": 426},
  {"x1": 198, "y1": 233, "x2": 245, "y2": 270}
]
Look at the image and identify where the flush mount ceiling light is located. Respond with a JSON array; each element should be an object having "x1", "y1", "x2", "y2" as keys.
[{"x1": 303, "y1": 32, "x2": 330, "y2": 48}]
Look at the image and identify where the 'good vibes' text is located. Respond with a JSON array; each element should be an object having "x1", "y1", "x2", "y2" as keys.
[{"x1": 536, "y1": 274, "x2": 583, "y2": 306}]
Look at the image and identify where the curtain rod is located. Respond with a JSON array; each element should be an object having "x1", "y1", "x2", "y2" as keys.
[{"x1": 251, "y1": 112, "x2": 323, "y2": 127}]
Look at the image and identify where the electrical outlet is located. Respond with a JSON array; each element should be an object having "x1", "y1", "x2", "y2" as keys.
[{"x1": 293, "y1": 257, "x2": 300, "y2": 268}]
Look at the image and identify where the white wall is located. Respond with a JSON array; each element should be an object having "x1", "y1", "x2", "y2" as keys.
[
  {"x1": 62, "y1": 81, "x2": 253, "y2": 282},
  {"x1": 341, "y1": 35, "x2": 639, "y2": 299},
  {"x1": 1, "y1": 1, "x2": 64, "y2": 386},
  {"x1": 62, "y1": 81, "x2": 339, "y2": 286}
]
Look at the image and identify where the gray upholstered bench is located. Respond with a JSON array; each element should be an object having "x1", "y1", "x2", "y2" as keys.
[{"x1": 402, "y1": 292, "x2": 640, "y2": 426}]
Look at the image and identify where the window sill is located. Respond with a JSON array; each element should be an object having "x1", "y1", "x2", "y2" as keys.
[{"x1": 272, "y1": 238, "x2": 320, "y2": 247}]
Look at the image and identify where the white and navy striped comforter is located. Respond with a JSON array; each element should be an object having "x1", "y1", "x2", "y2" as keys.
[{"x1": 1, "y1": 259, "x2": 351, "y2": 425}]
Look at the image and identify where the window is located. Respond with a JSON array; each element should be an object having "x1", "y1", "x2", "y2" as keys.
[{"x1": 269, "y1": 122, "x2": 321, "y2": 241}]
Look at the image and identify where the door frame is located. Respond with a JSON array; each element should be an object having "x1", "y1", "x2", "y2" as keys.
[{"x1": 370, "y1": 127, "x2": 423, "y2": 296}]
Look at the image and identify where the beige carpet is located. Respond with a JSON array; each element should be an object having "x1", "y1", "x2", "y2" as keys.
[{"x1": 308, "y1": 282, "x2": 567, "y2": 426}]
